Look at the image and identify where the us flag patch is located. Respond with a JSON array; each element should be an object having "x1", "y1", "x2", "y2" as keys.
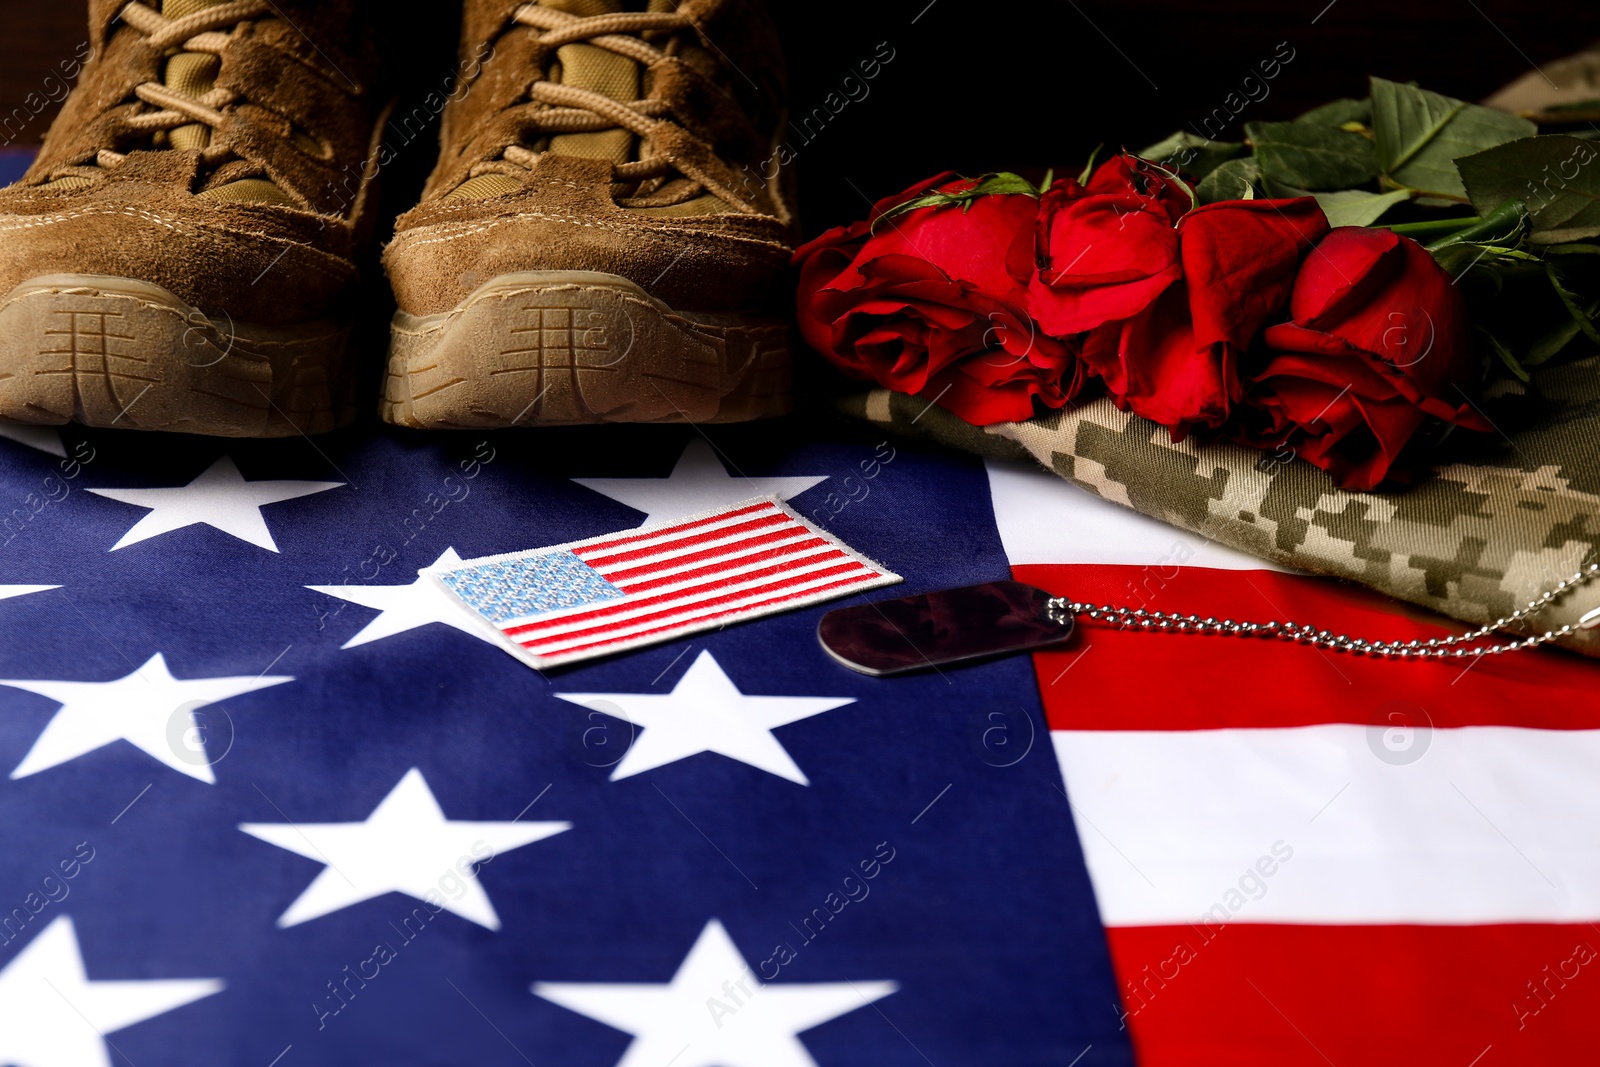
[{"x1": 431, "y1": 496, "x2": 902, "y2": 668}]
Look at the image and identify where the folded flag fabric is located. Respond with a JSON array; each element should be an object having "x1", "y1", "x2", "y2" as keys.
[{"x1": 431, "y1": 497, "x2": 901, "y2": 668}]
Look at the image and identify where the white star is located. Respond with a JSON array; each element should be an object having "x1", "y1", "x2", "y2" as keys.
[
  {"x1": 0, "y1": 421, "x2": 65, "y2": 457},
  {"x1": 0, "y1": 916, "x2": 222, "y2": 1067},
  {"x1": 86, "y1": 455, "x2": 342, "y2": 552},
  {"x1": 308, "y1": 547, "x2": 506, "y2": 650},
  {"x1": 535, "y1": 919, "x2": 895, "y2": 1067},
  {"x1": 573, "y1": 439, "x2": 827, "y2": 525},
  {"x1": 0, "y1": 652, "x2": 292, "y2": 783},
  {"x1": 239, "y1": 768, "x2": 571, "y2": 929},
  {"x1": 0, "y1": 585, "x2": 58, "y2": 602},
  {"x1": 554, "y1": 651, "x2": 853, "y2": 784}
]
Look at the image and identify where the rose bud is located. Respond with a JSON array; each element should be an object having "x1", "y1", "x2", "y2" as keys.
[
  {"x1": 1026, "y1": 154, "x2": 1195, "y2": 336},
  {"x1": 794, "y1": 174, "x2": 1080, "y2": 425},
  {"x1": 1081, "y1": 197, "x2": 1330, "y2": 432},
  {"x1": 1234, "y1": 226, "x2": 1492, "y2": 490}
]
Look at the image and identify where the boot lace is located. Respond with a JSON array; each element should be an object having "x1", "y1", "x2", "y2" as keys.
[
  {"x1": 47, "y1": 0, "x2": 333, "y2": 194},
  {"x1": 464, "y1": 3, "x2": 761, "y2": 213}
]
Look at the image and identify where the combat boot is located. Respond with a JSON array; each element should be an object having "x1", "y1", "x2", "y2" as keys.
[
  {"x1": 0, "y1": 0, "x2": 387, "y2": 436},
  {"x1": 381, "y1": 0, "x2": 795, "y2": 428}
]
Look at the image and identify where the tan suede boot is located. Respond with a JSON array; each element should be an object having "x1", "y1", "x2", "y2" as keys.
[
  {"x1": 381, "y1": 0, "x2": 795, "y2": 429},
  {"x1": 0, "y1": 0, "x2": 386, "y2": 436}
]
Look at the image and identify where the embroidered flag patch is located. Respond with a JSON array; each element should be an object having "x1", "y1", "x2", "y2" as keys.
[{"x1": 430, "y1": 497, "x2": 902, "y2": 669}]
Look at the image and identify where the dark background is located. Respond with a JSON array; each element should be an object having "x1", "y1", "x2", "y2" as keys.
[{"x1": 2, "y1": 0, "x2": 1597, "y2": 235}]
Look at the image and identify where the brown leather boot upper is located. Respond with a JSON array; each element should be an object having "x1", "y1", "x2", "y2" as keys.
[
  {"x1": 383, "y1": 0, "x2": 795, "y2": 318},
  {"x1": 0, "y1": 0, "x2": 386, "y2": 326}
]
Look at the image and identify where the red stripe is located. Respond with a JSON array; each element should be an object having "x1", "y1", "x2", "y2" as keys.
[
  {"x1": 504, "y1": 551, "x2": 855, "y2": 638},
  {"x1": 610, "y1": 543, "x2": 842, "y2": 597},
  {"x1": 526, "y1": 571, "x2": 885, "y2": 661},
  {"x1": 602, "y1": 530, "x2": 826, "y2": 587},
  {"x1": 1016, "y1": 563, "x2": 1600, "y2": 731},
  {"x1": 578, "y1": 514, "x2": 796, "y2": 569},
  {"x1": 515, "y1": 561, "x2": 871, "y2": 649},
  {"x1": 1107, "y1": 923, "x2": 1600, "y2": 1065},
  {"x1": 576, "y1": 502, "x2": 779, "y2": 554}
]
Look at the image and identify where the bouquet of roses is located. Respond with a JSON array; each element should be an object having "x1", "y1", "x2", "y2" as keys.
[{"x1": 795, "y1": 77, "x2": 1600, "y2": 492}]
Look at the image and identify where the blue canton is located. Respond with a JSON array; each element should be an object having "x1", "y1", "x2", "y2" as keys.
[{"x1": 438, "y1": 549, "x2": 623, "y2": 624}]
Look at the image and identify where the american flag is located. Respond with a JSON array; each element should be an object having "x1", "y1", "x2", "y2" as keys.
[
  {"x1": 0, "y1": 424, "x2": 1126, "y2": 1067},
  {"x1": 0, "y1": 397, "x2": 1594, "y2": 1065},
  {"x1": 431, "y1": 497, "x2": 901, "y2": 668}
]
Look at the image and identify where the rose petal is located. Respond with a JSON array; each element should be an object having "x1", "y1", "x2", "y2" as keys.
[
  {"x1": 1179, "y1": 198, "x2": 1330, "y2": 352},
  {"x1": 1082, "y1": 282, "x2": 1234, "y2": 430}
]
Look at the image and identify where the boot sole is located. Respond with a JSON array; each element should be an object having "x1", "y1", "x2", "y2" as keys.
[
  {"x1": 381, "y1": 270, "x2": 792, "y2": 429},
  {"x1": 0, "y1": 274, "x2": 355, "y2": 437}
]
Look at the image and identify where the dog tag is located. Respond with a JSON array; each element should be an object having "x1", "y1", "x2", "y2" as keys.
[{"x1": 818, "y1": 580, "x2": 1074, "y2": 676}]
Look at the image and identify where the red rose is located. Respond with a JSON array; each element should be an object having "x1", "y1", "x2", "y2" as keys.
[
  {"x1": 1233, "y1": 227, "x2": 1491, "y2": 490},
  {"x1": 1026, "y1": 155, "x2": 1194, "y2": 336},
  {"x1": 794, "y1": 174, "x2": 1080, "y2": 425},
  {"x1": 1081, "y1": 197, "x2": 1329, "y2": 432}
]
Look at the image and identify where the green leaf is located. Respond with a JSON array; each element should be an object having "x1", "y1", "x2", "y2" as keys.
[
  {"x1": 1296, "y1": 97, "x2": 1372, "y2": 127},
  {"x1": 1456, "y1": 135, "x2": 1600, "y2": 245},
  {"x1": 1430, "y1": 242, "x2": 1537, "y2": 278},
  {"x1": 1196, "y1": 157, "x2": 1261, "y2": 204},
  {"x1": 1424, "y1": 199, "x2": 1530, "y2": 252},
  {"x1": 871, "y1": 172, "x2": 1043, "y2": 232},
  {"x1": 1526, "y1": 315, "x2": 1586, "y2": 366},
  {"x1": 1429, "y1": 242, "x2": 1489, "y2": 278},
  {"x1": 1545, "y1": 260, "x2": 1600, "y2": 346},
  {"x1": 1313, "y1": 188, "x2": 1411, "y2": 227},
  {"x1": 967, "y1": 172, "x2": 1044, "y2": 198},
  {"x1": 1370, "y1": 76, "x2": 1536, "y2": 200},
  {"x1": 1077, "y1": 145, "x2": 1104, "y2": 185},
  {"x1": 1260, "y1": 175, "x2": 1314, "y2": 199},
  {"x1": 1246, "y1": 121, "x2": 1379, "y2": 191},
  {"x1": 1137, "y1": 131, "x2": 1246, "y2": 181},
  {"x1": 1478, "y1": 326, "x2": 1530, "y2": 381}
]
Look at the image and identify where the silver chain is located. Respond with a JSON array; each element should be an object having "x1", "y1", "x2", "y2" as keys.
[{"x1": 1048, "y1": 561, "x2": 1600, "y2": 659}]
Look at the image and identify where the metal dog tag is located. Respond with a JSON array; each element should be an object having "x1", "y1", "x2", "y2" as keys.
[{"x1": 817, "y1": 580, "x2": 1074, "y2": 676}]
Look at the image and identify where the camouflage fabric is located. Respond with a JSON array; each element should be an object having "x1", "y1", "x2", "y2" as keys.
[{"x1": 838, "y1": 352, "x2": 1600, "y2": 659}]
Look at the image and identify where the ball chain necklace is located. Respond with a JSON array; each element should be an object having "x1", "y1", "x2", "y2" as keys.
[{"x1": 817, "y1": 563, "x2": 1600, "y2": 676}]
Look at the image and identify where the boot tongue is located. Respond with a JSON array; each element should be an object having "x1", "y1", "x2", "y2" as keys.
[
  {"x1": 542, "y1": 0, "x2": 639, "y2": 164},
  {"x1": 160, "y1": 0, "x2": 295, "y2": 205},
  {"x1": 161, "y1": 0, "x2": 226, "y2": 152}
]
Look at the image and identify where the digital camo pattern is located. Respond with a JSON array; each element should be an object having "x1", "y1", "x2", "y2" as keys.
[{"x1": 841, "y1": 354, "x2": 1600, "y2": 659}]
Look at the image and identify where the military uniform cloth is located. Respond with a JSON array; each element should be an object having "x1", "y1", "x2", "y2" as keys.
[{"x1": 839, "y1": 354, "x2": 1600, "y2": 659}]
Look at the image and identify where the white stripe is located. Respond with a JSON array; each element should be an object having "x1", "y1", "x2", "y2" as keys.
[
  {"x1": 1052, "y1": 725, "x2": 1600, "y2": 926},
  {"x1": 485, "y1": 529, "x2": 820, "y2": 631},
  {"x1": 577, "y1": 504, "x2": 787, "y2": 560},
  {"x1": 593, "y1": 529, "x2": 821, "y2": 584},
  {"x1": 583, "y1": 522, "x2": 809, "y2": 577},
  {"x1": 522, "y1": 564, "x2": 878, "y2": 655},
  {"x1": 532, "y1": 566, "x2": 891, "y2": 667},
  {"x1": 985, "y1": 458, "x2": 1291, "y2": 571},
  {"x1": 600, "y1": 545, "x2": 846, "y2": 610},
  {"x1": 521, "y1": 558, "x2": 873, "y2": 652},
  {"x1": 499, "y1": 543, "x2": 849, "y2": 632}
]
